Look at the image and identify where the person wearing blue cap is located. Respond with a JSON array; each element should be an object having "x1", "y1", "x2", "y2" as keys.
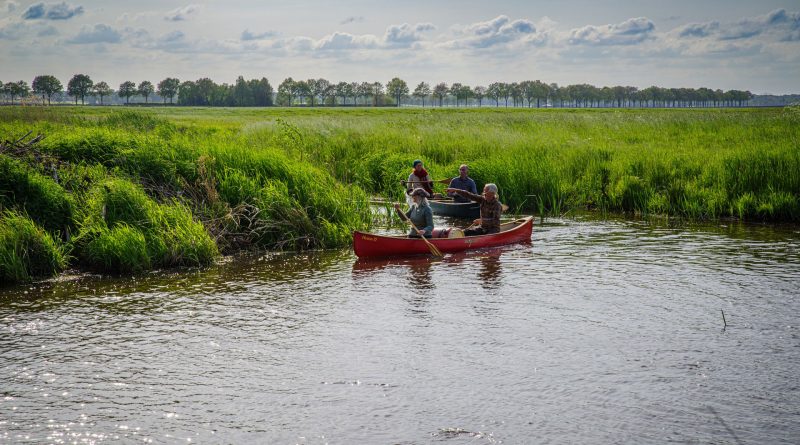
[{"x1": 405, "y1": 159, "x2": 434, "y2": 196}]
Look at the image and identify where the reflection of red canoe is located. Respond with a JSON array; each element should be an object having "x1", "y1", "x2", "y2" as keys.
[{"x1": 353, "y1": 216, "x2": 533, "y2": 258}]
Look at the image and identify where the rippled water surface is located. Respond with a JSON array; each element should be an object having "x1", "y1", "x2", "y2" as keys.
[{"x1": 1, "y1": 217, "x2": 799, "y2": 444}]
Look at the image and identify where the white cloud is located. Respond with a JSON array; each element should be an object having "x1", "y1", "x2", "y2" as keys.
[
  {"x1": 37, "y1": 25, "x2": 57, "y2": 36},
  {"x1": 66, "y1": 24, "x2": 121, "y2": 44},
  {"x1": 314, "y1": 31, "x2": 379, "y2": 50},
  {"x1": 5, "y1": 1, "x2": 18, "y2": 13},
  {"x1": 22, "y1": 2, "x2": 83, "y2": 20},
  {"x1": 568, "y1": 17, "x2": 655, "y2": 46},
  {"x1": 383, "y1": 23, "x2": 434, "y2": 47},
  {"x1": 675, "y1": 9, "x2": 800, "y2": 42},
  {"x1": 444, "y1": 15, "x2": 544, "y2": 49},
  {"x1": 0, "y1": 21, "x2": 26, "y2": 40},
  {"x1": 241, "y1": 29, "x2": 278, "y2": 41},
  {"x1": 0, "y1": 19, "x2": 60, "y2": 40},
  {"x1": 164, "y1": 4, "x2": 199, "y2": 22}
]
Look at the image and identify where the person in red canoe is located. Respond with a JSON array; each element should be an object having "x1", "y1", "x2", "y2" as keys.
[
  {"x1": 394, "y1": 188, "x2": 434, "y2": 238},
  {"x1": 404, "y1": 159, "x2": 434, "y2": 197},
  {"x1": 445, "y1": 183, "x2": 502, "y2": 236}
]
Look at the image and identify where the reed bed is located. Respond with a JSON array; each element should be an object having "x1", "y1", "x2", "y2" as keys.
[{"x1": 0, "y1": 106, "x2": 796, "y2": 283}]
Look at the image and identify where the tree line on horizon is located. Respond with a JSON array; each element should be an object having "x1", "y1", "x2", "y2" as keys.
[{"x1": 1, "y1": 74, "x2": 756, "y2": 108}]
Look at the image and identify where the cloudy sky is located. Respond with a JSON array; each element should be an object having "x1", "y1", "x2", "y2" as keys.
[{"x1": 1, "y1": 0, "x2": 799, "y2": 94}]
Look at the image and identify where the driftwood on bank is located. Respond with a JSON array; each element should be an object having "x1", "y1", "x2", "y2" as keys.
[{"x1": 0, "y1": 131, "x2": 63, "y2": 182}]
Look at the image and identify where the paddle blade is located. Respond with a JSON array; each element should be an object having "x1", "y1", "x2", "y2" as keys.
[{"x1": 426, "y1": 241, "x2": 444, "y2": 257}]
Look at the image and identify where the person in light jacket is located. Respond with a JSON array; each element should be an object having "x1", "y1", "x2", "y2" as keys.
[{"x1": 394, "y1": 188, "x2": 434, "y2": 238}]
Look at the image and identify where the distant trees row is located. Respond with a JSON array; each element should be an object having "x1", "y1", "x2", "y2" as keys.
[
  {"x1": 177, "y1": 77, "x2": 273, "y2": 106},
  {"x1": 276, "y1": 78, "x2": 753, "y2": 108},
  {"x1": 0, "y1": 74, "x2": 272, "y2": 107},
  {"x1": 1, "y1": 74, "x2": 754, "y2": 108}
]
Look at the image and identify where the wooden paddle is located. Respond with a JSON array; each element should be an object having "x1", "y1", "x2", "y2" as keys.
[
  {"x1": 395, "y1": 206, "x2": 443, "y2": 257},
  {"x1": 401, "y1": 179, "x2": 453, "y2": 185},
  {"x1": 407, "y1": 219, "x2": 443, "y2": 257}
]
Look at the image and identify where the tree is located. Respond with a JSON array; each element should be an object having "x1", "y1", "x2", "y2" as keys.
[
  {"x1": 450, "y1": 82, "x2": 463, "y2": 107},
  {"x1": 138, "y1": 81, "x2": 154, "y2": 104},
  {"x1": 295, "y1": 80, "x2": 312, "y2": 105},
  {"x1": 32, "y1": 75, "x2": 62, "y2": 105},
  {"x1": 358, "y1": 82, "x2": 373, "y2": 106},
  {"x1": 335, "y1": 81, "x2": 349, "y2": 105},
  {"x1": 312, "y1": 78, "x2": 332, "y2": 106},
  {"x1": 157, "y1": 77, "x2": 180, "y2": 104},
  {"x1": 499, "y1": 82, "x2": 511, "y2": 107},
  {"x1": 67, "y1": 74, "x2": 93, "y2": 105},
  {"x1": 4, "y1": 81, "x2": 29, "y2": 104},
  {"x1": 177, "y1": 81, "x2": 197, "y2": 105},
  {"x1": 118, "y1": 81, "x2": 137, "y2": 104},
  {"x1": 386, "y1": 77, "x2": 409, "y2": 107},
  {"x1": 433, "y1": 82, "x2": 449, "y2": 107},
  {"x1": 487, "y1": 82, "x2": 502, "y2": 107},
  {"x1": 195, "y1": 78, "x2": 216, "y2": 105},
  {"x1": 348, "y1": 82, "x2": 359, "y2": 105},
  {"x1": 473, "y1": 86, "x2": 486, "y2": 107},
  {"x1": 413, "y1": 82, "x2": 431, "y2": 107},
  {"x1": 371, "y1": 82, "x2": 384, "y2": 106},
  {"x1": 460, "y1": 84, "x2": 473, "y2": 106},
  {"x1": 276, "y1": 77, "x2": 296, "y2": 106},
  {"x1": 92, "y1": 81, "x2": 112, "y2": 105},
  {"x1": 252, "y1": 77, "x2": 273, "y2": 106}
]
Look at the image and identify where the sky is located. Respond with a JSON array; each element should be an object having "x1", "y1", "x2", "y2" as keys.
[{"x1": 1, "y1": 0, "x2": 799, "y2": 94}]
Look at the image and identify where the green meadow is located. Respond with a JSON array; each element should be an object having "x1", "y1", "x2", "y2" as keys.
[{"x1": 1, "y1": 106, "x2": 798, "y2": 283}]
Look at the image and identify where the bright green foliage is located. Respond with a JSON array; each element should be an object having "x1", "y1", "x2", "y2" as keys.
[
  {"x1": 83, "y1": 224, "x2": 150, "y2": 273},
  {"x1": 0, "y1": 211, "x2": 67, "y2": 283},
  {"x1": 0, "y1": 106, "x2": 797, "y2": 283},
  {"x1": 76, "y1": 179, "x2": 218, "y2": 273},
  {"x1": 0, "y1": 155, "x2": 74, "y2": 235}
]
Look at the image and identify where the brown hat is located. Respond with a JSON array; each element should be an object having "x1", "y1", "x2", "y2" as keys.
[{"x1": 410, "y1": 188, "x2": 429, "y2": 198}]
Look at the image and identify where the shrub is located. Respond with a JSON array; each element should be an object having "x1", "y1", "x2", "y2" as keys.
[
  {"x1": 83, "y1": 224, "x2": 150, "y2": 273},
  {"x1": 0, "y1": 211, "x2": 66, "y2": 284},
  {"x1": 0, "y1": 155, "x2": 75, "y2": 235},
  {"x1": 76, "y1": 178, "x2": 218, "y2": 272},
  {"x1": 610, "y1": 175, "x2": 650, "y2": 212}
]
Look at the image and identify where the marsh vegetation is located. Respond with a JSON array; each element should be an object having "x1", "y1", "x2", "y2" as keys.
[{"x1": 0, "y1": 106, "x2": 797, "y2": 283}]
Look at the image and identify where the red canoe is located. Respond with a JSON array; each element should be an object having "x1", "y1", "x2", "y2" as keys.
[{"x1": 353, "y1": 216, "x2": 533, "y2": 258}]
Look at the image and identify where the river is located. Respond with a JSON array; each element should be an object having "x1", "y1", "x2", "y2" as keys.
[{"x1": 1, "y1": 216, "x2": 799, "y2": 444}]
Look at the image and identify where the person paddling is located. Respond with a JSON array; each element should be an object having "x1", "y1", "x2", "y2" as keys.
[
  {"x1": 405, "y1": 159, "x2": 434, "y2": 197},
  {"x1": 446, "y1": 183, "x2": 502, "y2": 236},
  {"x1": 394, "y1": 188, "x2": 434, "y2": 238}
]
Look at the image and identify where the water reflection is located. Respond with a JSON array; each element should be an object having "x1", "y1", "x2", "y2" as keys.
[
  {"x1": 478, "y1": 251, "x2": 503, "y2": 290},
  {"x1": 352, "y1": 255, "x2": 437, "y2": 290},
  {"x1": 351, "y1": 247, "x2": 507, "y2": 291}
]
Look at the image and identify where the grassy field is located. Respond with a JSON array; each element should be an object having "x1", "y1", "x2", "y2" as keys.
[{"x1": 1, "y1": 106, "x2": 798, "y2": 283}]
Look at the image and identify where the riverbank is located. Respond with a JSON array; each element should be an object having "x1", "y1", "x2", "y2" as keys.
[{"x1": 1, "y1": 106, "x2": 798, "y2": 284}]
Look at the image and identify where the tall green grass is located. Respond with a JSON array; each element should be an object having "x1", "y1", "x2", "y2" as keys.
[
  {"x1": 73, "y1": 178, "x2": 218, "y2": 273},
  {"x1": 231, "y1": 107, "x2": 799, "y2": 221},
  {"x1": 0, "y1": 211, "x2": 67, "y2": 283},
  {"x1": 0, "y1": 154, "x2": 75, "y2": 235},
  {"x1": 0, "y1": 106, "x2": 797, "y2": 283}
]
